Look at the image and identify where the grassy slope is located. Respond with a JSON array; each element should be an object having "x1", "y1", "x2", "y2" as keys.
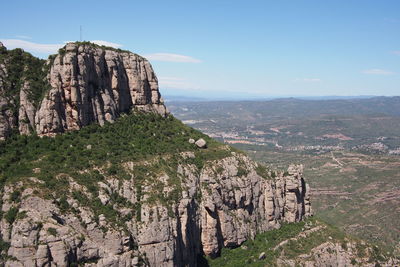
[{"x1": 205, "y1": 217, "x2": 393, "y2": 267}]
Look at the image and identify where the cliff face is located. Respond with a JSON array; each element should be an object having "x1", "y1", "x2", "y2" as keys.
[
  {"x1": 0, "y1": 42, "x2": 15, "y2": 140},
  {"x1": 0, "y1": 152, "x2": 311, "y2": 266},
  {"x1": 0, "y1": 42, "x2": 167, "y2": 139}
]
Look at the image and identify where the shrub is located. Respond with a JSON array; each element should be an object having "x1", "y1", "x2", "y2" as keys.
[
  {"x1": 9, "y1": 190, "x2": 21, "y2": 202},
  {"x1": 47, "y1": 227, "x2": 57, "y2": 236},
  {"x1": 0, "y1": 239, "x2": 10, "y2": 253},
  {"x1": 57, "y1": 196, "x2": 70, "y2": 212},
  {"x1": 5, "y1": 207, "x2": 19, "y2": 224}
]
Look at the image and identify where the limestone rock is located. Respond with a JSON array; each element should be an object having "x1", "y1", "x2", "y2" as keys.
[
  {"x1": 0, "y1": 59, "x2": 16, "y2": 140},
  {"x1": 0, "y1": 153, "x2": 312, "y2": 266},
  {"x1": 35, "y1": 43, "x2": 167, "y2": 136},
  {"x1": 0, "y1": 95, "x2": 15, "y2": 140},
  {"x1": 195, "y1": 138, "x2": 207, "y2": 148},
  {"x1": 0, "y1": 42, "x2": 169, "y2": 139},
  {"x1": 18, "y1": 81, "x2": 36, "y2": 135}
]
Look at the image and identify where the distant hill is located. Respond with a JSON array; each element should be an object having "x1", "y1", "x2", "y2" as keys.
[
  {"x1": 169, "y1": 97, "x2": 400, "y2": 152},
  {"x1": 169, "y1": 96, "x2": 400, "y2": 118}
]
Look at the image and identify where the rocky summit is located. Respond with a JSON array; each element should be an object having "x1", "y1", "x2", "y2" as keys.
[{"x1": 0, "y1": 41, "x2": 167, "y2": 139}]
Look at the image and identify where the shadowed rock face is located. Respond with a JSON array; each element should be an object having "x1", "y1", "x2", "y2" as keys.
[{"x1": 0, "y1": 42, "x2": 168, "y2": 139}]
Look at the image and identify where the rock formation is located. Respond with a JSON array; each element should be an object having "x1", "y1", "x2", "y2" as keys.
[
  {"x1": 0, "y1": 42, "x2": 15, "y2": 140},
  {"x1": 0, "y1": 153, "x2": 311, "y2": 266},
  {"x1": 0, "y1": 42, "x2": 167, "y2": 139}
]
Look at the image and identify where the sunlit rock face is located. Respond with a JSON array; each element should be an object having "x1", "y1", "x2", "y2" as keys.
[
  {"x1": 0, "y1": 42, "x2": 168, "y2": 139},
  {"x1": 35, "y1": 42, "x2": 167, "y2": 136}
]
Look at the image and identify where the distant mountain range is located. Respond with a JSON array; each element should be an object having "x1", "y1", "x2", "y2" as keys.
[{"x1": 163, "y1": 93, "x2": 390, "y2": 102}]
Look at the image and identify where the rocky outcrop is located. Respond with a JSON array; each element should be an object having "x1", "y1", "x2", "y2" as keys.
[
  {"x1": 0, "y1": 42, "x2": 168, "y2": 139},
  {"x1": 35, "y1": 43, "x2": 167, "y2": 136},
  {"x1": 18, "y1": 81, "x2": 36, "y2": 135},
  {"x1": 0, "y1": 153, "x2": 311, "y2": 266},
  {"x1": 0, "y1": 53, "x2": 15, "y2": 140}
]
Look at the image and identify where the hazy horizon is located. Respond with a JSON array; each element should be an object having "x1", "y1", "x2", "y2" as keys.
[{"x1": 162, "y1": 91, "x2": 398, "y2": 102}]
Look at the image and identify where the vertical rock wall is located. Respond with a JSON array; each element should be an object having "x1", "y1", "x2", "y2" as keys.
[
  {"x1": 0, "y1": 42, "x2": 168, "y2": 139},
  {"x1": 36, "y1": 43, "x2": 167, "y2": 136}
]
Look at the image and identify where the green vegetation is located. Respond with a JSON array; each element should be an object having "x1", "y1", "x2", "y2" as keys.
[
  {"x1": 0, "y1": 111, "x2": 239, "y2": 226},
  {"x1": 67, "y1": 41, "x2": 133, "y2": 54},
  {"x1": 4, "y1": 207, "x2": 18, "y2": 224},
  {"x1": 9, "y1": 190, "x2": 21, "y2": 202},
  {"x1": 206, "y1": 220, "x2": 305, "y2": 267},
  {"x1": 16, "y1": 210, "x2": 27, "y2": 220},
  {"x1": 0, "y1": 112, "x2": 214, "y2": 185},
  {"x1": 205, "y1": 218, "x2": 392, "y2": 267},
  {"x1": 0, "y1": 46, "x2": 51, "y2": 109},
  {"x1": 0, "y1": 238, "x2": 10, "y2": 260},
  {"x1": 47, "y1": 227, "x2": 57, "y2": 236},
  {"x1": 255, "y1": 164, "x2": 270, "y2": 179}
]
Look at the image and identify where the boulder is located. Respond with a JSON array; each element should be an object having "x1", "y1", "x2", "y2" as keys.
[{"x1": 195, "y1": 138, "x2": 207, "y2": 148}]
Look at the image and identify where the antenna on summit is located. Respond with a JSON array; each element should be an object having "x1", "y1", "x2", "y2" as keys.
[{"x1": 80, "y1": 25, "x2": 82, "y2": 41}]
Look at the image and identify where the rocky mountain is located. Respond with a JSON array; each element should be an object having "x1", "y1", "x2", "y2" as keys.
[
  {"x1": 0, "y1": 42, "x2": 396, "y2": 267},
  {"x1": 0, "y1": 41, "x2": 167, "y2": 139},
  {"x1": 0, "y1": 42, "x2": 312, "y2": 266}
]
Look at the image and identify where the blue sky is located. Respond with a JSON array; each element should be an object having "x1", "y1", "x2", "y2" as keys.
[{"x1": 1, "y1": 0, "x2": 399, "y2": 98}]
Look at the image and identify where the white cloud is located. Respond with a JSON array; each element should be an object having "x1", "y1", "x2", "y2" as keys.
[
  {"x1": 362, "y1": 69, "x2": 394, "y2": 75},
  {"x1": 0, "y1": 39, "x2": 64, "y2": 54},
  {"x1": 391, "y1": 50, "x2": 400, "y2": 56},
  {"x1": 158, "y1": 76, "x2": 200, "y2": 90},
  {"x1": 144, "y1": 53, "x2": 202, "y2": 63},
  {"x1": 90, "y1": 40, "x2": 122, "y2": 48},
  {"x1": 294, "y1": 78, "x2": 321, "y2": 82},
  {"x1": 15, "y1": 35, "x2": 32, "y2": 40},
  {"x1": 0, "y1": 39, "x2": 123, "y2": 54}
]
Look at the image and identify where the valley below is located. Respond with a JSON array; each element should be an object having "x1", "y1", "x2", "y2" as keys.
[{"x1": 170, "y1": 98, "x2": 400, "y2": 256}]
